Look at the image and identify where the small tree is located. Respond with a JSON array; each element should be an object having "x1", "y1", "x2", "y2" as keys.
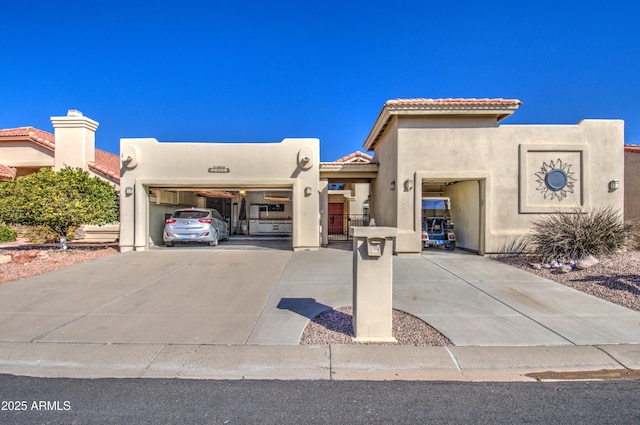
[{"x1": 0, "y1": 167, "x2": 118, "y2": 242}]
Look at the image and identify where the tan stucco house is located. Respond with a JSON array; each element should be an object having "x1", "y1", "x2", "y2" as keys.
[
  {"x1": 0, "y1": 101, "x2": 627, "y2": 253},
  {"x1": 0, "y1": 110, "x2": 120, "y2": 187},
  {"x1": 362, "y1": 98, "x2": 624, "y2": 254},
  {"x1": 118, "y1": 97, "x2": 626, "y2": 254}
]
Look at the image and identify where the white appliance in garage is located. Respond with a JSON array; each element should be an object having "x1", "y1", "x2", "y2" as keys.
[{"x1": 249, "y1": 204, "x2": 260, "y2": 235}]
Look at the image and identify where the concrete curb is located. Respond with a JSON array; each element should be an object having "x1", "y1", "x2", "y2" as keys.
[{"x1": 1, "y1": 342, "x2": 639, "y2": 382}]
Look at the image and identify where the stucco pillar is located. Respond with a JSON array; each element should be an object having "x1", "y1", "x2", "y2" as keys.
[
  {"x1": 50, "y1": 110, "x2": 98, "y2": 171},
  {"x1": 134, "y1": 182, "x2": 148, "y2": 251},
  {"x1": 351, "y1": 226, "x2": 397, "y2": 342}
]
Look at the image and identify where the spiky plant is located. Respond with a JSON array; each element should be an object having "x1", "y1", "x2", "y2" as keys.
[
  {"x1": 529, "y1": 206, "x2": 629, "y2": 262},
  {"x1": 495, "y1": 237, "x2": 532, "y2": 257}
]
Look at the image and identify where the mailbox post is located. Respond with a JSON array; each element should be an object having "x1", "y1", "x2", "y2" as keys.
[{"x1": 350, "y1": 226, "x2": 397, "y2": 342}]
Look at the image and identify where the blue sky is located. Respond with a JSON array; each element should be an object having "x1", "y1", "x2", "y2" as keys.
[{"x1": 1, "y1": 0, "x2": 638, "y2": 161}]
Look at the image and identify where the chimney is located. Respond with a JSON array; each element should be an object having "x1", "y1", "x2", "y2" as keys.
[{"x1": 50, "y1": 110, "x2": 99, "y2": 171}]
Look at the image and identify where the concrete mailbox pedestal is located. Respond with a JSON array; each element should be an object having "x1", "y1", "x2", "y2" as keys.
[{"x1": 351, "y1": 226, "x2": 397, "y2": 343}]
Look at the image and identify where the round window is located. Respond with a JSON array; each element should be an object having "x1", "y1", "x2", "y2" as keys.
[{"x1": 544, "y1": 169, "x2": 568, "y2": 191}]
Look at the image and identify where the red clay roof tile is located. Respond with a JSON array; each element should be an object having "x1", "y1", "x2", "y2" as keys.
[
  {"x1": 335, "y1": 151, "x2": 373, "y2": 163},
  {"x1": 0, "y1": 164, "x2": 17, "y2": 180},
  {"x1": 0, "y1": 126, "x2": 55, "y2": 151},
  {"x1": 385, "y1": 98, "x2": 523, "y2": 107}
]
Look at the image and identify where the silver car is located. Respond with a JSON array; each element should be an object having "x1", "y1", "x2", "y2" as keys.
[{"x1": 163, "y1": 208, "x2": 229, "y2": 247}]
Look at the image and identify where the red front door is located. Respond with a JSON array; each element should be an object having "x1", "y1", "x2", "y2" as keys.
[{"x1": 328, "y1": 203, "x2": 344, "y2": 235}]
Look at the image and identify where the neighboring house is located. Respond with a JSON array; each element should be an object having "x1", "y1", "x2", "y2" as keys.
[
  {"x1": 0, "y1": 110, "x2": 121, "y2": 242},
  {"x1": 625, "y1": 144, "x2": 640, "y2": 225},
  {"x1": 0, "y1": 110, "x2": 120, "y2": 188}
]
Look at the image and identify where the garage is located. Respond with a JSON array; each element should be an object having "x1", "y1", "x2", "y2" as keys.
[
  {"x1": 421, "y1": 179, "x2": 483, "y2": 253},
  {"x1": 119, "y1": 137, "x2": 320, "y2": 252},
  {"x1": 147, "y1": 187, "x2": 294, "y2": 247}
]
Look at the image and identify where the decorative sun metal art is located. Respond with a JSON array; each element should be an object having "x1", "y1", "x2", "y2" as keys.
[{"x1": 534, "y1": 158, "x2": 577, "y2": 201}]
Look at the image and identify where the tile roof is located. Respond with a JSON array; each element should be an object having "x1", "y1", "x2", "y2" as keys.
[
  {"x1": 334, "y1": 151, "x2": 373, "y2": 163},
  {"x1": 364, "y1": 97, "x2": 523, "y2": 151},
  {"x1": 0, "y1": 126, "x2": 55, "y2": 151},
  {"x1": 385, "y1": 98, "x2": 523, "y2": 108},
  {"x1": 0, "y1": 164, "x2": 17, "y2": 181},
  {"x1": 625, "y1": 144, "x2": 640, "y2": 153},
  {"x1": 89, "y1": 149, "x2": 121, "y2": 182},
  {"x1": 0, "y1": 126, "x2": 120, "y2": 183}
]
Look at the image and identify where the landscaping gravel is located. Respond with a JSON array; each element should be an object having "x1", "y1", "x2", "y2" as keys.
[
  {"x1": 300, "y1": 306, "x2": 452, "y2": 346},
  {"x1": 0, "y1": 247, "x2": 118, "y2": 285}
]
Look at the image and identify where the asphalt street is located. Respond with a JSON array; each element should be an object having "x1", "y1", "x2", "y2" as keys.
[{"x1": 2, "y1": 375, "x2": 640, "y2": 424}]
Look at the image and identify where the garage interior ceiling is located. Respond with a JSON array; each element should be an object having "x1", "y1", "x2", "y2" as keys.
[{"x1": 150, "y1": 188, "x2": 293, "y2": 200}]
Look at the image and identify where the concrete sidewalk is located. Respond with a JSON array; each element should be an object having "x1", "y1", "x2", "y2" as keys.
[
  {"x1": 1, "y1": 241, "x2": 640, "y2": 381},
  {"x1": 1, "y1": 341, "x2": 640, "y2": 381}
]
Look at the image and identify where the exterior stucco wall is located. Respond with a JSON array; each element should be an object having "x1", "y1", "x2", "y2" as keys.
[
  {"x1": 444, "y1": 180, "x2": 480, "y2": 251},
  {"x1": 376, "y1": 117, "x2": 624, "y2": 254},
  {"x1": 0, "y1": 142, "x2": 54, "y2": 168},
  {"x1": 351, "y1": 183, "x2": 370, "y2": 216},
  {"x1": 370, "y1": 119, "x2": 398, "y2": 229},
  {"x1": 119, "y1": 137, "x2": 320, "y2": 252},
  {"x1": 625, "y1": 149, "x2": 640, "y2": 224}
]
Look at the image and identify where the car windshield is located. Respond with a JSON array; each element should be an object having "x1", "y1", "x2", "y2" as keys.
[
  {"x1": 173, "y1": 211, "x2": 209, "y2": 219},
  {"x1": 422, "y1": 199, "x2": 450, "y2": 217}
]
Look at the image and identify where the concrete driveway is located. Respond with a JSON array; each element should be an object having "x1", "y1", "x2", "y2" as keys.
[
  {"x1": 396, "y1": 250, "x2": 640, "y2": 346},
  {"x1": 0, "y1": 241, "x2": 639, "y2": 347},
  {"x1": 0, "y1": 243, "x2": 293, "y2": 345}
]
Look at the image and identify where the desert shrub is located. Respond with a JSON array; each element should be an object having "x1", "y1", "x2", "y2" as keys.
[
  {"x1": 529, "y1": 206, "x2": 629, "y2": 262},
  {"x1": 0, "y1": 224, "x2": 17, "y2": 242}
]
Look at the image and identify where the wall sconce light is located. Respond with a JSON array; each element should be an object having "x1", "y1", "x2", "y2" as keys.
[
  {"x1": 404, "y1": 179, "x2": 413, "y2": 191},
  {"x1": 304, "y1": 186, "x2": 313, "y2": 196},
  {"x1": 609, "y1": 180, "x2": 620, "y2": 192},
  {"x1": 125, "y1": 186, "x2": 133, "y2": 196},
  {"x1": 390, "y1": 181, "x2": 396, "y2": 190}
]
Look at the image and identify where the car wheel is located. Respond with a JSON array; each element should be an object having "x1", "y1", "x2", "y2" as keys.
[
  {"x1": 446, "y1": 241, "x2": 456, "y2": 251},
  {"x1": 165, "y1": 241, "x2": 174, "y2": 247},
  {"x1": 209, "y1": 231, "x2": 219, "y2": 247}
]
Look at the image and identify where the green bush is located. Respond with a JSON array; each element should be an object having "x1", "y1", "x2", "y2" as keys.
[
  {"x1": 0, "y1": 167, "x2": 118, "y2": 241},
  {"x1": 529, "y1": 206, "x2": 629, "y2": 262},
  {"x1": 0, "y1": 224, "x2": 17, "y2": 242}
]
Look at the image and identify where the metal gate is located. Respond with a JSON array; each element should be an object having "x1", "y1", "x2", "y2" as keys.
[{"x1": 328, "y1": 214, "x2": 370, "y2": 241}]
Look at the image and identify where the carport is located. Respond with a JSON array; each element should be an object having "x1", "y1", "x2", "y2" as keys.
[{"x1": 119, "y1": 137, "x2": 320, "y2": 252}]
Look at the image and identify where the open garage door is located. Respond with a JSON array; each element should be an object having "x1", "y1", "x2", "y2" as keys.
[
  {"x1": 422, "y1": 179, "x2": 483, "y2": 253},
  {"x1": 147, "y1": 187, "x2": 294, "y2": 249}
]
